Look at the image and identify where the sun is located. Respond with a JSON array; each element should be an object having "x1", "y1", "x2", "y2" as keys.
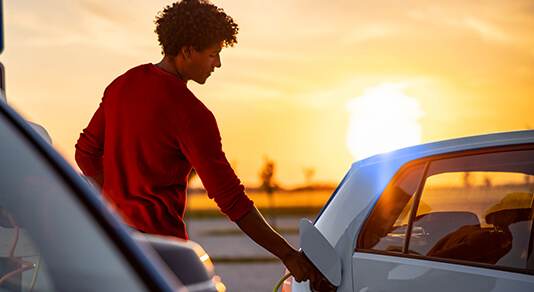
[{"x1": 346, "y1": 82, "x2": 425, "y2": 161}]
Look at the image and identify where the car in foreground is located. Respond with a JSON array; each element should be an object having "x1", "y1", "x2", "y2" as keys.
[
  {"x1": 0, "y1": 95, "x2": 225, "y2": 291},
  {"x1": 287, "y1": 129, "x2": 534, "y2": 291}
]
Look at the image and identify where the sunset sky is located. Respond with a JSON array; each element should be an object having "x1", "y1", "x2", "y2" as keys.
[{"x1": 1, "y1": 0, "x2": 533, "y2": 188}]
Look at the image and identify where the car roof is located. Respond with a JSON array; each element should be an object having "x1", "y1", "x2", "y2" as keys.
[{"x1": 357, "y1": 129, "x2": 534, "y2": 169}]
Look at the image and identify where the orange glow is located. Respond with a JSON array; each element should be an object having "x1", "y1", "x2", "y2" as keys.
[
  {"x1": 1, "y1": 1, "x2": 533, "y2": 188},
  {"x1": 212, "y1": 276, "x2": 226, "y2": 292}
]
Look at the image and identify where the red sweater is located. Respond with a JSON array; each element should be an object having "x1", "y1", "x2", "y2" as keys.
[{"x1": 75, "y1": 63, "x2": 253, "y2": 239}]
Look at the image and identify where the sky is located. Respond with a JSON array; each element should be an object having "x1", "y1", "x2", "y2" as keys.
[{"x1": 1, "y1": 0, "x2": 533, "y2": 188}]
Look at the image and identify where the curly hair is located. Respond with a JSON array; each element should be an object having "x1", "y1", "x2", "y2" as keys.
[{"x1": 154, "y1": 0, "x2": 239, "y2": 56}]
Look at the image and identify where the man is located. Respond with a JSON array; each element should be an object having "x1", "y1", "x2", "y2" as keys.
[{"x1": 75, "y1": 0, "x2": 317, "y2": 283}]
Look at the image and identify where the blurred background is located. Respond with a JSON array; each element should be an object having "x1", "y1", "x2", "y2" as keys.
[{"x1": 2, "y1": 0, "x2": 533, "y2": 190}]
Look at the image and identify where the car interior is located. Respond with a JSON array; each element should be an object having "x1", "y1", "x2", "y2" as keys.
[{"x1": 357, "y1": 146, "x2": 534, "y2": 273}]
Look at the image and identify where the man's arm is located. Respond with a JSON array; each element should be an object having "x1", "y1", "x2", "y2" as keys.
[
  {"x1": 235, "y1": 206, "x2": 319, "y2": 283},
  {"x1": 178, "y1": 109, "x2": 319, "y2": 281},
  {"x1": 75, "y1": 103, "x2": 105, "y2": 189}
]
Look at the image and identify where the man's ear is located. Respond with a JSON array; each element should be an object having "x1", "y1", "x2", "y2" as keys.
[{"x1": 181, "y1": 46, "x2": 194, "y2": 58}]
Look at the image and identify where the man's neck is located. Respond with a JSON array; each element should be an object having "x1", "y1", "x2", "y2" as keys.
[{"x1": 155, "y1": 56, "x2": 187, "y2": 83}]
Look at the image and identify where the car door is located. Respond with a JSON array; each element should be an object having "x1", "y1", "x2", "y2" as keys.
[{"x1": 353, "y1": 145, "x2": 534, "y2": 291}]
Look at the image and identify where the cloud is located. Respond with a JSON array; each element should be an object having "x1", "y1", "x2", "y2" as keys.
[
  {"x1": 4, "y1": 0, "x2": 160, "y2": 56},
  {"x1": 76, "y1": 0, "x2": 138, "y2": 27},
  {"x1": 407, "y1": 1, "x2": 534, "y2": 48},
  {"x1": 465, "y1": 18, "x2": 512, "y2": 43}
]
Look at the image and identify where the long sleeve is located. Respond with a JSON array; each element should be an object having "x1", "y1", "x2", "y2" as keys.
[
  {"x1": 75, "y1": 103, "x2": 105, "y2": 177},
  {"x1": 179, "y1": 107, "x2": 253, "y2": 221}
]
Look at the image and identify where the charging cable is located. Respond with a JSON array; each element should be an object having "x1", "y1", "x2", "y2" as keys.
[
  {"x1": 0, "y1": 210, "x2": 36, "y2": 287},
  {"x1": 273, "y1": 272, "x2": 292, "y2": 292}
]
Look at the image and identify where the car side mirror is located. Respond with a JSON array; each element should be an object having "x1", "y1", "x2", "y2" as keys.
[{"x1": 300, "y1": 219, "x2": 342, "y2": 287}]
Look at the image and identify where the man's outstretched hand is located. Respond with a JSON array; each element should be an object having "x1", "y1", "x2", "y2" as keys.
[
  {"x1": 235, "y1": 206, "x2": 321, "y2": 283},
  {"x1": 282, "y1": 249, "x2": 320, "y2": 283}
]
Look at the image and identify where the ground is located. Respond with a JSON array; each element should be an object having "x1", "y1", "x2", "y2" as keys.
[{"x1": 187, "y1": 216, "x2": 314, "y2": 292}]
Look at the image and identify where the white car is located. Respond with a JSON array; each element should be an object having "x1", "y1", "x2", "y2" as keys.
[{"x1": 288, "y1": 130, "x2": 534, "y2": 291}]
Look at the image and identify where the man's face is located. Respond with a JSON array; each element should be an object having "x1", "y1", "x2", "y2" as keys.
[{"x1": 186, "y1": 43, "x2": 222, "y2": 84}]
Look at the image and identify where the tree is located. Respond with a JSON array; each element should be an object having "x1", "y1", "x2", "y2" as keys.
[
  {"x1": 260, "y1": 158, "x2": 277, "y2": 194},
  {"x1": 259, "y1": 156, "x2": 278, "y2": 227},
  {"x1": 302, "y1": 167, "x2": 316, "y2": 188}
]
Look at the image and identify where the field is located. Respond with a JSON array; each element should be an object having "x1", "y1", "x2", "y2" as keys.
[{"x1": 186, "y1": 188, "x2": 335, "y2": 218}]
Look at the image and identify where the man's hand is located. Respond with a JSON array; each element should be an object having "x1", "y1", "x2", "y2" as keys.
[
  {"x1": 235, "y1": 206, "x2": 321, "y2": 283},
  {"x1": 281, "y1": 249, "x2": 320, "y2": 283}
]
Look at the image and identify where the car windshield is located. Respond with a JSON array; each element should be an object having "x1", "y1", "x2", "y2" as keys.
[{"x1": 0, "y1": 109, "x2": 148, "y2": 291}]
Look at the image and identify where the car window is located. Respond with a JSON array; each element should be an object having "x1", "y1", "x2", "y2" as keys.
[
  {"x1": 0, "y1": 111, "x2": 148, "y2": 291},
  {"x1": 358, "y1": 163, "x2": 426, "y2": 251},
  {"x1": 358, "y1": 147, "x2": 534, "y2": 272}
]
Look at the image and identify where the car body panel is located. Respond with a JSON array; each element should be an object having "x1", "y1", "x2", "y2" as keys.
[
  {"x1": 133, "y1": 233, "x2": 225, "y2": 292},
  {"x1": 352, "y1": 253, "x2": 534, "y2": 292}
]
